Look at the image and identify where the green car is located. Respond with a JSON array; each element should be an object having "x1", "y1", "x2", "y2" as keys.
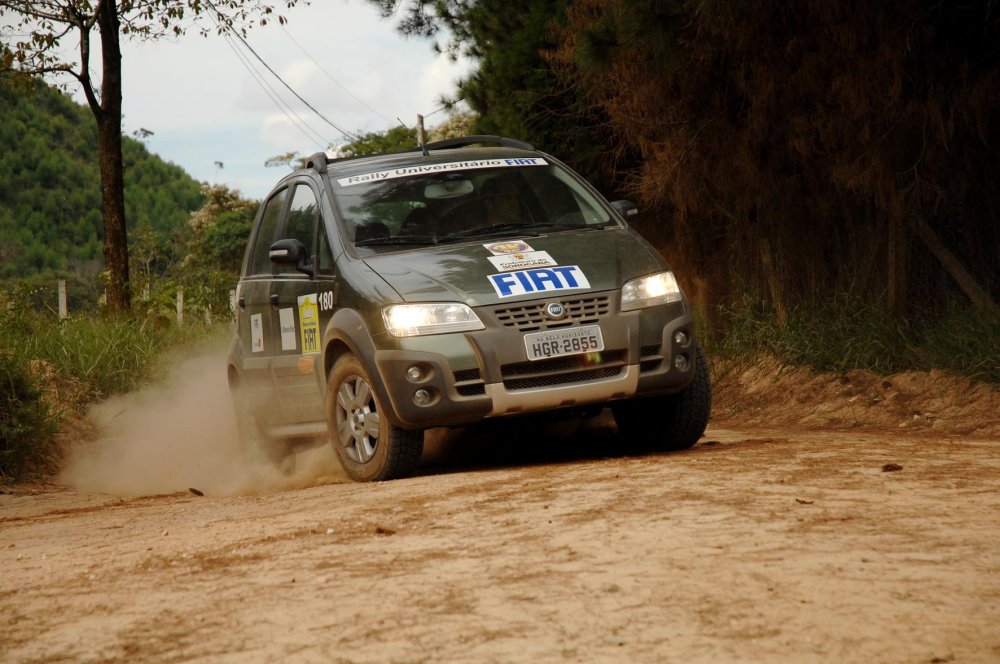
[{"x1": 227, "y1": 136, "x2": 711, "y2": 481}]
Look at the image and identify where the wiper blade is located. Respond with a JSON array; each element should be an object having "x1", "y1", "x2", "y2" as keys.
[
  {"x1": 444, "y1": 221, "x2": 614, "y2": 240},
  {"x1": 444, "y1": 222, "x2": 560, "y2": 240},
  {"x1": 555, "y1": 222, "x2": 615, "y2": 231},
  {"x1": 355, "y1": 235, "x2": 439, "y2": 247}
]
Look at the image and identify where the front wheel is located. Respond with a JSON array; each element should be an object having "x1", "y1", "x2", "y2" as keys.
[
  {"x1": 327, "y1": 354, "x2": 423, "y2": 481},
  {"x1": 612, "y1": 344, "x2": 712, "y2": 452}
]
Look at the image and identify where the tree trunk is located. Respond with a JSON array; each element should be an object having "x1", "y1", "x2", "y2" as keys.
[
  {"x1": 96, "y1": 0, "x2": 130, "y2": 312},
  {"x1": 910, "y1": 217, "x2": 999, "y2": 316},
  {"x1": 760, "y1": 238, "x2": 787, "y2": 326}
]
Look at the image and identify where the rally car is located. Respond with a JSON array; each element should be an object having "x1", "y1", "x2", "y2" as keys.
[{"x1": 227, "y1": 135, "x2": 711, "y2": 481}]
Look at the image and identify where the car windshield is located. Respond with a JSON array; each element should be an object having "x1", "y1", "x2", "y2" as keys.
[{"x1": 331, "y1": 158, "x2": 617, "y2": 252}]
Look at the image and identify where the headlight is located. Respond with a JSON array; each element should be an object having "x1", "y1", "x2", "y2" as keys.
[
  {"x1": 621, "y1": 271, "x2": 683, "y2": 311},
  {"x1": 382, "y1": 303, "x2": 484, "y2": 337}
]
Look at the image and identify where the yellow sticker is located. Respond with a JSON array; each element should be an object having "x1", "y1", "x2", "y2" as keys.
[{"x1": 297, "y1": 294, "x2": 320, "y2": 353}]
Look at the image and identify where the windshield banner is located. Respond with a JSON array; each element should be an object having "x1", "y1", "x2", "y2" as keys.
[{"x1": 336, "y1": 158, "x2": 547, "y2": 187}]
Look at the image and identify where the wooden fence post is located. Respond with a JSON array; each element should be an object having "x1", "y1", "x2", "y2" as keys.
[
  {"x1": 176, "y1": 289, "x2": 184, "y2": 325},
  {"x1": 58, "y1": 280, "x2": 68, "y2": 319}
]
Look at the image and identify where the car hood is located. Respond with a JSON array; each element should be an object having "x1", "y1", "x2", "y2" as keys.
[{"x1": 362, "y1": 228, "x2": 666, "y2": 307}]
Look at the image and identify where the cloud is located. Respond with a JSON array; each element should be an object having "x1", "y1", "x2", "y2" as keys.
[{"x1": 420, "y1": 54, "x2": 474, "y2": 112}]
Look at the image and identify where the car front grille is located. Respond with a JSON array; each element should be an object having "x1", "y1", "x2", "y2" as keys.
[
  {"x1": 452, "y1": 368, "x2": 486, "y2": 396},
  {"x1": 640, "y1": 344, "x2": 663, "y2": 372},
  {"x1": 500, "y1": 349, "x2": 627, "y2": 390},
  {"x1": 504, "y1": 366, "x2": 622, "y2": 390},
  {"x1": 492, "y1": 295, "x2": 612, "y2": 332}
]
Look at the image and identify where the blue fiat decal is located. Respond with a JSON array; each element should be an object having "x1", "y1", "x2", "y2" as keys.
[{"x1": 488, "y1": 266, "x2": 591, "y2": 298}]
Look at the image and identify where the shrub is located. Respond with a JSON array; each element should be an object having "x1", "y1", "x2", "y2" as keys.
[{"x1": 0, "y1": 352, "x2": 60, "y2": 479}]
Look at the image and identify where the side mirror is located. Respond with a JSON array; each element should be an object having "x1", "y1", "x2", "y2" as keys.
[
  {"x1": 269, "y1": 238, "x2": 315, "y2": 278},
  {"x1": 611, "y1": 199, "x2": 639, "y2": 221}
]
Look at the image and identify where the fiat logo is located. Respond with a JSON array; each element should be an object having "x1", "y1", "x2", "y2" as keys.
[{"x1": 545, "y1": 302, "x2": 566, "y2": 319}]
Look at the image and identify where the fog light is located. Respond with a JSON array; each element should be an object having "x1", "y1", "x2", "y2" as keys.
[
  {"x1": 406, "y1": 365, "x2": 423, "y2": 383},
  {"x1": 674, "y1": 354, "x2": 690, "y2": 371},
  {"x1": 673, "y1": 330, "x2": 690, "y2": 347},
  {"x1": 413, "y1": 388, "x2": 433, "y2": 407}
]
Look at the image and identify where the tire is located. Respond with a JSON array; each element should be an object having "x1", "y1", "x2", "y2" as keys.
[
  {"x1": 612, "y1": 344, "x2": 712, "y2": 452},
  {"x1": 327, "y1": 354, "x2": 423, "y2": 482},
  {"x1": 232, "y1": 384, "x2": 296, "y2": 474}
]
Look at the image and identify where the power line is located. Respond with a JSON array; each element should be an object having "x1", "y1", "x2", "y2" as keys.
[
  {"x1": 278, "y1": 23, "x2": 393, "y2": 124},
  {"x1": 203, "y1": 0, "x2": 360, "y2": 142},
  {"x1": 220, "y1": 29, "x2": 332, "y2": 149},
  {"x1": 209, "y1": 9, "x2": 331, "y2": 147}
]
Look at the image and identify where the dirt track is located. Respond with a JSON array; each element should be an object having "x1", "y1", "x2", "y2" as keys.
[{"x1": 3, "y1": 415, "x2": 999, "y2": 663}]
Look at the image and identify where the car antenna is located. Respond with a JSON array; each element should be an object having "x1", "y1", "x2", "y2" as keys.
[{"x1": 416, "y1": 114, "x2": 429, "y2": 157}]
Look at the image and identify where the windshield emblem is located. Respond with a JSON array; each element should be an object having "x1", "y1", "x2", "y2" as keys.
[{"x1": 545, "y1": 302, "x2": 566, "y2": 319}]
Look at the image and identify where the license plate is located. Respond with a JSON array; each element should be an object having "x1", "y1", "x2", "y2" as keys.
[{"x1": 523, "y1": 325, "x2": 604, "y2": 361}]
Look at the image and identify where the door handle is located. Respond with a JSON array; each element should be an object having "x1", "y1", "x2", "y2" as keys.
[{"x1": 270, "y1": 293, "x2": 279, "y2": 307}]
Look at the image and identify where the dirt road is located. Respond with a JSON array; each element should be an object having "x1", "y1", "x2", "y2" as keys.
[{"x1": 3, "y1": 415, "x2": 999, "y2": 663}]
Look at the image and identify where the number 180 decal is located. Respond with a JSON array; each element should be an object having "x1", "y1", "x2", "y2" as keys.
[{"x1": 318, "y1": 290, "x2": 336, "y2": 311}]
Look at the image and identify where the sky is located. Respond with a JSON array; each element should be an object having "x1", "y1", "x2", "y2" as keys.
[{"x1": 58, "y1": 1, "x2": 472, "y2": 199}]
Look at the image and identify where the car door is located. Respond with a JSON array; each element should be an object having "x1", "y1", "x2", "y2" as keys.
[
  {"x1": 267, "y1": 181, "x2": 336, "y2": 430},
  {"x1": 236, "y1": 186, "x2": 290, "y2": 415}
]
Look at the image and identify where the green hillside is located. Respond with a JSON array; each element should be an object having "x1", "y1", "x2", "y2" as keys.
[{"x1": 0, "y1": 79, "x2": 205, "y2": 278}]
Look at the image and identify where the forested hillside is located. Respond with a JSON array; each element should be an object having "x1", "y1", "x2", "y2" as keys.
[{"x1": 0, "y1": 79, "x2": 204, "y2": 280}]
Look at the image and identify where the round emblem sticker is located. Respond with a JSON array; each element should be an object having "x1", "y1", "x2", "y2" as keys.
[{"x1": 485, "y1": 241, "x2": 532, "y2": 255}]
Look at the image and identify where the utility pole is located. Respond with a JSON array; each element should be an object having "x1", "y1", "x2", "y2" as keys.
[{"x1": 417, "y1": 114, "x2": 426, "y2": 148}]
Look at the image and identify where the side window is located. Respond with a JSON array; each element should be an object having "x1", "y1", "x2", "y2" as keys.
[
  {"x1": 277, "y1": 184, "x2": 319, "y2": 275},
  {"x1": 249, "y1": 188, "x2": 288, "y2": 276},
  {"x1": 317, "y1": 225, "x2": 336, "y2": 275}
]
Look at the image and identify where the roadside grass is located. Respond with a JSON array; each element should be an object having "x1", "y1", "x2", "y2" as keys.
[
  {"x1": 2, "y1": 306, "x2": 212, "y2": 396},
  {"x1": 709, "y1": 296, "x2": 999, "y2": 384},
  {"x1": 0, "y1": 291, "x2": 226, "y2": 481}
]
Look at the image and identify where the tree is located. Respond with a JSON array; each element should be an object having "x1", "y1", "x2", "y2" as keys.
[
  {"x1": 337, "y1": 125, "x2": 418, "y2": 158},
  {"x1": 332, "y1": 111, "x2": 476, "y2": 159},
  {"x1": 183, "y1": 183, "x2": 259, "y2": 274},
  {"x1": 549, "y1": 0, "x2": 1000, "y2": 318},
  {"x1": 0, "y1": 0, "x2": 300, "y2": 312},
  {"x1": 264, "y1": 150, "x2": 302, "y2": 170},
  {"x1": 366, "y1": 0, "x2": 629, "y2": 193},
  {"x1": 427, "y1": 109, "x2": 475, "y2": 141}
]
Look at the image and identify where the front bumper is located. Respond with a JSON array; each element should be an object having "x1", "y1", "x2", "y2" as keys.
[{"x1": 373, "y1": 291, "x2": 697, "y2": 429}]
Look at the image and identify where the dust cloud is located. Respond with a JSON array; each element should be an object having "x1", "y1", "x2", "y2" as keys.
[{"x1": 60, "y1": 345, "x2": 346, "y2": 497}]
